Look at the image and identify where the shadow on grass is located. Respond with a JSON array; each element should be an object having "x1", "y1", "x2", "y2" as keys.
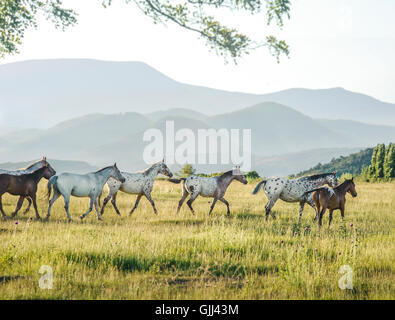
[
  {"x1": 0, "y1": 275, "x2": 25, "y2": 284},
  {"x1": 151, "y1": 219, "x2": 205, "y2": 226},
  {"x1": 65, "y1": 251, "x2": 280, "y2": 278}
]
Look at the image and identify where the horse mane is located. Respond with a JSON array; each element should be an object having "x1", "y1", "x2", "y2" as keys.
[
  {"x1": 300, "y1": 172, "x2": 334, "y2": 181},
  {"x1": 20, "y1": 159, "x2": 46, "y2": 170},
  {"x1": 220, "y1": 170, "x2": 234, "y2": 178},
  {"x1": 95, "y1": 165, "x2": 113, "y2": 173},
  {"x1": 142, "y1": 162, "x2": 161, "y2": 174}
]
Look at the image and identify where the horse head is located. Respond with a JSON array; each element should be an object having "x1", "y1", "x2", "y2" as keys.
[
  {"x1": 346, "y1": 178, "x2": 357, "y2": 198},
  {"x1": 111, "y1": 163, "x2": 126, "y2": 183},
  {"x1": 157, "y1": 160, "x2": 173, "y2": 178},
  {"x1": 233, "y1": 166, "x2": 247, "y2": 185}
]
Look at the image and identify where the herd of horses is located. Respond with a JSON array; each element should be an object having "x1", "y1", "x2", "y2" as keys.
[{"x1": 0, "y1": 157, "x2": 358, "y2": 227}]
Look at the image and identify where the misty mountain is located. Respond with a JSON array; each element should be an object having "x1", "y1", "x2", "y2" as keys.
[
  {"x1": 1, "y1": 103, "x2": 394, "y2": 176},
  {"x1": 1, "y1": 59, "x2": 394, "y2": 129}
]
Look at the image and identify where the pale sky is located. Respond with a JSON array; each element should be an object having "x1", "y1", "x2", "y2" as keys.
[{"x1": 2, "y1": 0, "x2": 395, "y2": 103}]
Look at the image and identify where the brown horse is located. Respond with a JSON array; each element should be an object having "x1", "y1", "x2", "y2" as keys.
[
  {"x1": 305, "y1": 178, "x2": 357, "y2": 227},
  {"x1": 0, "y1": 164, "x2": 56, "y2": 219}
]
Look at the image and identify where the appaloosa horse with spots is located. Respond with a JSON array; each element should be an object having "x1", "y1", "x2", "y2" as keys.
[
  {"x1": 0, "y1": 163, "x2": 56, "y2": 220},
  {"x1": 305, "y1": 178, "x2": 357, "y2": 227},
  {"x1": 252, "y1": 172, "x2": 338, "y2": 221},
  {"x1": 47, "y1": 164, "x2": 125, "y2": 222},
  {"x1": 169, "y1": 167, "x2": 248, "y2": 216},
  {"x1": 101, "y1": 160, "x2": 173, "y2": 216}
]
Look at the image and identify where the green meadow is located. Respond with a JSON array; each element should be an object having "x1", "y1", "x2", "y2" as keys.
[{"x1": 0, "y1": 181, "x2": 394, "y2": 299}]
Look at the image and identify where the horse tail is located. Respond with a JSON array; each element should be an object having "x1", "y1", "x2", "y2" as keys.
[
  {"x1": 252, "y1": 180, "x2": 267, "y2": 195},
  {"x1": 168, "y1": 178, "x2": 186, "y2": 184},
  {"x1": 303, "y1": 188, "x2": 321, "y2": 197},
  {"x1": 47, "y1": 176, "x2": 58, "y2": 200}
]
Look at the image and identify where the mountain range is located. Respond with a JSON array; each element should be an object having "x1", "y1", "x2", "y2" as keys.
[
  {"x1": 1, "y1": 59, "x2": 395, "y2": 128},
  {"x1": 1, "y1": 58, "x2": 394, "y2": 176}
]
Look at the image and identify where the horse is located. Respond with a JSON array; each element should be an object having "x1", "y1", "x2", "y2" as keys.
[
  {"x1": 0, "y1": 156, "x2": 49, "y2": 176},
  {"x1": 46, "y1": 164, "x2": 125, "y2": 222},
  {"x1": 252, "y1": 172, "x2": 338, "y2": 221},
  {"x1": 169, "y1": 167, "x2": 248, "y2": 216},
  {"x1": 304, "y1": 178, "x2": 357, "y2": 227},
  {"x1": 0, "y1": 163, "x2": 56, "y2": 220},
  {"x1": 101, "y1": 160, "x2": 173, "y2": 216}
]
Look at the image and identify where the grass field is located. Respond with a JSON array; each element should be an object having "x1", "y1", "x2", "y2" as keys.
[{"x1": 0, "y1": 180, "x2": 394, "y2": 300}]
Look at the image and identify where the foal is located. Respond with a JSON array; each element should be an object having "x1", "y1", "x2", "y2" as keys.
[
  {"x1": 0, "y1": 164, "x2": 56, "y2": 219},
  {"x1": 305, "y1": 178, "x2": 357, "y2": 227},
  {"x1": 169, "y1": 167, "x2": 248, "y2": 216}
]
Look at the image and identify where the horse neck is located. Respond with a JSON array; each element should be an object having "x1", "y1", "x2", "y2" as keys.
[
  {"x1": 218, "y1": 173, "x2": 234, "y2": 189},
  {"x1": 95, "y1": 168, "x2": 114, "y2": 185},
  {"x1": 144, "y1": 164, "x2": 160, "y2": 181},
  {"x1": 336, "y1": 182, "x2": 350, "y2": 196},
  {"x1": 30, "y1": 168, "x2": 46, "y2": 183}
]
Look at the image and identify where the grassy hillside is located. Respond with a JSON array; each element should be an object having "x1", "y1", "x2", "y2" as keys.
[
  {"x1": 0, "y1": 181, "x2": 393, "y2": 299},
  {"x1": 294, "y1": 148, "x2": 373, "y2": 177}
]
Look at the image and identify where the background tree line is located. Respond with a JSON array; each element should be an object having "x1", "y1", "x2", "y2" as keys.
[{"x1": 362, "y1": 143, "x2": 395, "y2": 181}]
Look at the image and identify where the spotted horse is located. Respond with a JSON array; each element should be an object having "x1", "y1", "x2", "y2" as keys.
[
  {"x1": 252, "y1": 172, "x2": 338, "y2": 221},
  {"x1": 169, "y1": 167, "x2": 248, "y2": 216},
  {"x1": 101, "y1": 160, "x2": 173, "y2": 216}
]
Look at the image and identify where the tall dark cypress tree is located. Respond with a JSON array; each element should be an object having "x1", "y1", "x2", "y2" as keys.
[
  {"x1": 375, "y1": 144, "x2": 386, "y2": 178},
  {"x1": 369, "y1": 145, "x2": 379, "y2": 179},
  {"x1": 384, "y1": 143, "x2": 395, "y2": 178}
]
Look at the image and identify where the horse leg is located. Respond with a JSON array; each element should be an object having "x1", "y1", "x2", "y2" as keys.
[
  {"x1": 94, "y1": 198, "x2": 102, "y2": 221},
  {"x1": 328, "y1": 209, "x2": 334, "y2": 226},
  {"x1": 101, "y1": 182, "x2": 120, "y2": 215},
  {"x1": 22, "y1": 197, "x2": 32, "y2": 215},
  {"x1": 63, "y1": 195, "x2": 72, "y2": 222},
  {"x1": 110, "y1": 193, "x2": 122, "y2": 215},
  {"x1": 305, "y1": 195, "x2": 319, "y2": 222},
  {"x1": 30, "y1": 194, "x2": 41, "y2": 220},
  {"x1": 46, "y1": 190, "x2": 60, "y2": 220},
  {"x1": 144, "y1": 192, "x2": 158, "y2": 215},
  {"x1": 298, "y1": 202, "x2": 305, "y2": 223},
  {"x1": 130, "y1": 194, "x2": 142, "y2": 216},
  {"x1": 265, "y1": 195, "x2": 279, "y2": 221},
  {"x1": 318, "y1": 206, "x2": 327, "y2": 228},
  {"x1": 176, "y1": 186, "x2": 189, "y2": 214},
  {"x1": 11, "y1": 196, "x2": 25, "y2": 218},
  {"x1": 340, "y1": 205, "x2": 345, "y2": 221},
  {"x1": 219, "y1": 197, "x2": 230, "y2": 216},
  {"x1": 208, "y1": 197, "x2": 218, "y2": 215},
  {"x1": 186, "y1": 193, "x2": 198, "y2": 215},
  {"x1": 0, "y1": 195, "x2": 7, "y2": 219},
  {"x1": 80, "y1": 197, "x2": 94, "y2": 220}
]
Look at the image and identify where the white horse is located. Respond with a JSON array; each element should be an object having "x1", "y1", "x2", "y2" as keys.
[
  {"x1": 169, "y1": 167, "x2": 248, "y2": 216},
  {"x1": 252, "y1": 172, "x2": 338, "y2": 221},
  {"x1": 46, "y1": 164, "x2": 125, "y2": 222},
  {"x1": 0, "y1": 156, "x2": 48, "y2": 176},
  {"x1": 101, "y1": 161, "x2": 173, "y2": 216}
]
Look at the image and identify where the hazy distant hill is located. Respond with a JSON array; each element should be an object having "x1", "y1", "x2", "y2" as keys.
[
  {"x1": 1, "y1": 59, "x2": 395, "y2": 129},
  {"x1": 1, "y1": 103, "x2": 394, "y2": 176},
  {"x1": 259, "y1": 87, "x2": 395, "y2": 126}
]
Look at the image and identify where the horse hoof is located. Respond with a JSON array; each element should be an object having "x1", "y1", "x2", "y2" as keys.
[
  {"x1": 79, "y1": 216, "x2": 84, "y2": 220},
  {"x1": 68, "y1": 219, "x2": 73, "y2": 223}
]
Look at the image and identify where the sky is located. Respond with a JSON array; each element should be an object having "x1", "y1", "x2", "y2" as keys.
[{"x1": 1, "y1": 0, "x2": 395, "y2": 103}]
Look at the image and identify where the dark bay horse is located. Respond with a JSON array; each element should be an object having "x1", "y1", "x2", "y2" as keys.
[
  {"x1": 0, "y1": 163, "x2": 56, "y2": 219},
  {"x1": 169, "y1": 167, "x2": 248, "y2": 216},
  {"x1": 305, "y1": 178, "x2": 357, "y2": 227}
]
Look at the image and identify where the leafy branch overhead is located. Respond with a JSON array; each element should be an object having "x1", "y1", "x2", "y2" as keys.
[{"x1": 0, "y1": 0, "x2": 291, "y2": 61}]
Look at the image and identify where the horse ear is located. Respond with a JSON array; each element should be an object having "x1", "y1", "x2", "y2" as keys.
[
  {"x1": 351, "y1": 176, "x2": 354, "y2": 181},
  {"x1": 333, "y1": 171, "x2": 337, "y2": 176},
  {"x1": 42, "y1": 156, "x2": 46, "y2": 161},
  {"x1": 114, "y1": 163, "x2": 117, "y2": 168}
]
